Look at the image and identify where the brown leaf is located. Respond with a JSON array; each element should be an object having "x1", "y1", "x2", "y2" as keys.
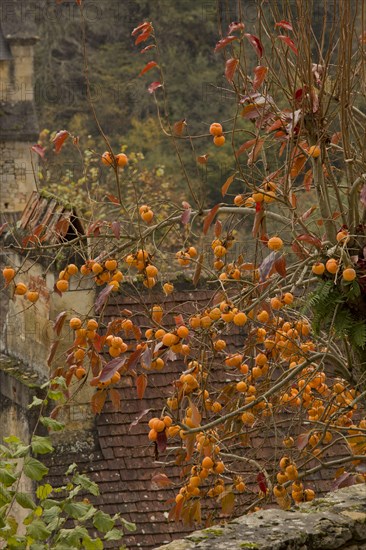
[
  {"x1": 91, "y1": 390, "x2": 107, "y2": 414},
  {"x1": 221, "y1": 491, "x2": 235, "y2": 516},
  {"x1": 331, "y1": 132, "x2": 342, "y2": 145},
  {"x1": 225, "y1": 58, "x2": 239, "y2": 82},
  {"x1": 53, "y1": 311, "x2": 67, "y2": 335},
  {"x1": 106, "y1": 193, "x2": 120, "y2": 205},
  {"x1": 228, "y1": 22, "x2": 245, "y2": 33},
  {"x1": 135, "y1": 29, "x2": 152, "y2": 45},
  {"x1": 132, "y1": 22, "x2": 152, "y2": 37},
  {"x1": 109, "y1": 388, "x2": 121, "y2": 411},
  {"x1": 274, "y1": 255, "x2": 286, "y2": 277},
  {"x1": 252, "y1": 205, "x2": 264, "y2": 238},
  {"x1": 140, "y1": 346, "x2": 152, "y2": 370},
  {"x1": 197, "y1": 154, "x2": 209, "y2": 165},
  {"x1": 253, "y1": 66, "x2": 268, "y2": 90},
  {"x1": 214, "y1": 219, "x2": 222, "y2": 237},
  {"x1": 301, "y1": 205, "x2": 317, "y2": 221},
  {"x1": 136, "y1": 373, "x2": 147, "y2": 399},
  {"x1": 248, "y1": 139, "x2": 265, "y2": 165},
  {"x1": 188, "y1": 399, "x2": 201, "y2": 427},
  {"x1": 295, "y1": 233, "x2": 322, "y2": 249},
  {"x1": 173, "y1": 119, "x2": 187, "y2": 136},
  {"x1": 129, "y1": 408, "x2": 152, "y2": 432},
  {"x1": 140, "y1": 44, "x2": 156, "y2": 54},
  {"x1": 275, "y1": 20, "x2": 293, "y2": 31},
  {"x1": 236, "y1": 138, "x2": 256, "y2": 156},
  {"x1": 303, "y1": 169, "x2": 313, "y2": 191},
  {"x1": 139, "y1": 60, "x2": 158, "y2": 76},
  {"x1": 297, "y1": 432, "x2": 310, "y2": 450},
  {"x1": 99, "y1": 356, "x2": 126, "y2": 383},
  {"x1": 290, "y1": 154, "x2": 306, "y2": 178},
  {"x1": 278, "y1": 35, "x2": 298, "y2": 55},
  {"x1": 52, "y1": 130, "x2": 69, "y2": 154},
  {"x1": 95, "y1": 285, "x2": 114, "y2": 314},
  {"x1": 192, "y1": 253, "x2": 204, "y2": 287},
  {"x1": 203, "y1": 203, "x2": 220, "y2": 235},
  {"x1": 47, "y1": 341, "x2": 59, "y2": 367},
  {"x1": 151, "y1": 473, "x2": 173, "y2": 488},
  {"x1": 221, "y1": 173, "x2": 236, "y2": 196},
  {"x1": 185, "y1": 434, "x2": 195, "y2": 461},
  {"x1": 181, "y1": 207, "x2": 191, "y2": 225},
  {"x1": 244, "y1": 33, "x2": 263, "y2": 57},
  {"x1": 157, "y1": 430, "x2": 167, "y2": 454},
  {"x1": 111, "y1": 221, "x2": 121, "y2": 239},
  {"x1": 214, "y1": 35, "x2": 238, "y2": 53}
]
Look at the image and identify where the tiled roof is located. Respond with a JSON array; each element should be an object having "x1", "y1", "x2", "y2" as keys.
[{"x1": 44, "y1": 285, "x2": 357, "y2": 550}]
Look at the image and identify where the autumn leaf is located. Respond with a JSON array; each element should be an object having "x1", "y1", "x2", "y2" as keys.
[
  {"x1": 257, "y1": 472, "x2": 268, "y2": 494},
  {"x1": 197, "y1": 154, "x2": 209, "y2": 165},
  {"x1": 360, "y1": 183, "x2": 366, "y2": 208},
  {"x1": 140, "y1": 44, "x2": 156, "y2": 54},
  {"x1": 135, "y1": 30, "x2": 152, "y2": 45},
  {"x1": 297, "y1": 432, "x2": 310, "y2": 450},
  {"x1": 109, "y1": 388, "x2": 121, "y2": 411},
  {"x1": 203, "y1": 203, "x2": 220, "y2": 234},
  {"x1": 221, "y1": 173, "x2": 236, "y2": 196},
  {"x1": 136, "y1": 373, "x2": 147, "y2": 399},
  {"x1": 151, "y1": 473, "x2": 173, "y2": 488},
  {"x1": 148, "y1": 81, "x2": 162, "y2": 94},
  {"x1": 188, "y1": 399, "x2": 201, "y2": 427},
  {"x1": 225, "y1": 58, "x2": 239, "y2": 82},
  {"x1": 220, "y1": 491, "x2": 235, "y2": 515},
  {"x1": 91, "y1": 391, "x2": 107, "y2": 415},
  {"x1": 99, "y1": 356, "x2": 126, "y2": 383},
  {"x1": 52, "y1": 130, "x2": 69, "y2": 154},
  {"x1": 274, "y1": 255, "x2": 286, "y2": 277},
  {"x1": 248, "y1": 139, "x2": 265, "y2": 165},
  {"x1": 244, "y1": 33, "x2": 263, "y2": 57},
  {"x1": 95, "y1": 284, "x2": 114, "y2": 314},
  {"x1": 181, "y1": 206, "x2": 191, "y2": 225},
  {"x1": 275, "y1": 20, "x2": 293, "y2": 31},
  {"x1": 236, "y1": 138, "x2": 256, "y2": 156},
  {"x1": 139, "y1": 61, "x2": 158, "y2": 76},
  {"x1": 131, "y1": 22, "x2": 152, "y2": 37},
  {"x1": 53, "y1": 311, "x2": 67, "y2": 335},
  {"x1": 31, "y1": 144, "x2": 46, "y2": 159},
  {"x1": 47, "y1": 341, "x2": 59, "y2": 367},
  {"x1": 295, "y1": 233, "x2": 322, "y2": 249},
  {"x1": 193, "y1": 253, "x2": 204, "y2": 287},
  {"x1": 111, "y1": 221, "x2": 121, "y2": 239},
  {"x1": 228, "y1": 22, "x2": 245, "y2": 33},
  {"x1": 215, "y1": 219, "x2": 222, "y2": 237},
  {"x1": 157, "y1": 430, "x2": 167, "y2": 454},
  {"x1": 301, "y1": 205, "x2": 317, "y2": 221},
  {"x1": 214, "y1": 35, "x2": 238, "y2": 53},
  {"x1": 253, "y1": 66, "x2": 268, "y2": 90},
  {"x1": 303, "y1": 169, "x2": 313, "y2": 191},
  {"x1": 173, "y1": 119, "x2": 187, "y2": 136},
  {"x1": 278, "y1": 35, "x2": 298, "y2": 55}
]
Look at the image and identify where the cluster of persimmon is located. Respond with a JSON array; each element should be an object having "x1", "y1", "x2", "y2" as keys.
[
  {"x1": 101, "y1": 151, "x2": 128, "y2": 168},
  {"x1": 234, "y1": 181, "x2": 278, "y2": 207},
  {"x1": 175, "y1": 246, "x2": 198, "y2": 266},
  {"x1": 274, "y1": 455, "x2": 315, "y2": 507},
  {"x1": 2, "y1": 266, "x2": 40, "y2": 303},
  {"x1": 124, "y1": 249, "x2": 159, "y2": 288},
  {"x1": 143, "y1": 319, "x2": 191, "y2": 370},
  {"x1": 209, "y1": 122, "x2": 225, "y2": 147},
  {"x1": 312, "y1": 256, "x2": 357, "y2": 282}
]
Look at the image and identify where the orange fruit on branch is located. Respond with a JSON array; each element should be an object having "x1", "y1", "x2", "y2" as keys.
[
  {"x1": 267, "y1": 236, "x2": 283, "y2": 250},
  {"x1": 209, "y1": 122, "x2": 223, "y2": 136},
  {"x1": 26, "y1": 291, "x2": 39, "y2": 303},
  {"x1": 342, "y1": 267, "x2": 356, "y2": 281},
  {"x1": 307, "y1": 145, "x2": 321, "y2": 158},
  {"x1": 213, "y1": 135, "x2": 225, "y2": 147},
  {"x1": 116, "y1": 153, "x2": 128, "y2": 167},
  {"x1": 2, "y1": 266, "x2": 16, "y2": 284},
  {"x1": 101, "y1": 151, "x2": 114, "y2": 166}
]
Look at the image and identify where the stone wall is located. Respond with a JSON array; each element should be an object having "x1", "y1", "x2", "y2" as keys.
[
  {"x1": 0, "y1": 140, "x2": 35, "y2": 213},
  {"x1": 156, "y1": 484, "x2": 366, "y2": 550}
]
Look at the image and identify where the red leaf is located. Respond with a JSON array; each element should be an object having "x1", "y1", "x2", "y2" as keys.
[
  {"x1": 148, "y1": 81, "x2": 162, "y2": 94},
  {"x1": 228, "y1": 22, "x2": 245, "y2": 33},
  {"x1": 295, "y1": 233, "x2": 322, "y2": 249},
  {"x1": 236, "y1": 138, "x2": 256, "y2": 156},
  {"x1": 185, "y1": 434, "x2": 195, "y2": 461},
  {"x1": 140, "y1": 346, "x2": 152, "y2": 370},
  {"x1": 99, "y1": 356, "x2": 126, "y2": 383},
  {"x1": 129, "y1": 408, "x2": 152, "y2": 432},
  {"x1": 95, "y1": 285, "x2": 114, "y2": 314},
  {"x1": 297, "y1": 432, "x2": 310, "y2": 450},
  {"x1": 266, "y1": 119, "x2": 284, "y2": 133},
  {"x1": 244, "y1": 33, "x2": 263, "y2": 57},
  {"x1": 31, "y1": 144, "x2": 46, "y2": 159},
  {"x1": 292, "y1": 241, "x2": 307, "y2": 259},
  {"x1": 52, "y1": 130, "x2": 69, "y2": 154},
  {"x1": 257, "y1": 472, "x2": 268, "y2": 493},
  {"x1": 139, "y1": 61, "x2": 158, "y2": 76},
  {"x1": 136, "y1": 373, "x2": 147, "y2": 399},
  {"x1": 278, "y1": 35, "x2": 298, "y2": 55},
  {"x1": 132, "y1": 22, "x2": 152, "y2": 37},
  {"x1": 181, "y1": 207, "x2": 191, "y2": 225},
  {"x1": 303, "y1": 169, "x2": 313, "y2": 191},
  {"x1": 221, "y1": 173, "x2": 235, "y2": 196},
  {"x1": 225, "y1": 58, "x2": 239, "y2": 82},
  {"x1": 174, "y1": 314, "x2": 185, "y2": 327},
  {"x1": 91, "y1": 391, "x2": 107, "y2": 414},
  {"x1": 47, "y1": 341, "x2": 59, "y2": 367},
  {"x1": 157, "y1": 430, "x2": 167, "y2": 454},
  {"x1": 215, "y1": 219, "x2": 222, "y2": 237},
  {"x1": 252, "y1": 204, "x2": 264, "y2": 238},
  {"x1": 106, "y1": 193, "x2": 120, "y2": 205},
  {"x1": 109, "y1": 388, "x2": 121, "y2": 411},
  {"x1": 253, "y1": 65, "x2": 268, "y2": 90},
  {"x1": 203, "y1": 203, "x2": 220, "y2": 234},
  {"x1": 188, "y1": 399, "x2": 201, "y2": 427},
  {"x1": 53, "y1": 311, "x2": 67, "y2": 335},
  {"x1": 275, "y1": 20, "x2": 293, "y2": 31},
  {"x1": 193, "y1": 253, "x2": 204, "y2": 287},
  {"x1": 197, "y1": 154, "x2": 209, "y2": 165},
  {"x1": 214, "y1": 35, "x2": 238, "y2": 53},
  {"x1": 111, "y1": 221, "x2": 121, "y2": 239},
  {"x1": 241, "y1": 103, "x2": 263, "y2": 119},
  {"x1": 126, "y1": 347, "x2": 144, "y2": 370},
  {"x1": 331, "y1": 132, "x2": 342, "y2": 145},
  {"x1": 140, "y1": 44, "x2": 156, "y2": 54},
  {"x1": 151, "y1": 473, "x2": 173, "y2": 488},
  {"x1": 301, "y1": 205, "x2": 317, "y2": 221},
  {"x1": 135, "y1": 30, "x2": 152, "y2": 45},
  {"x1": 274, "y1": 255, "x2": 286, "y2": 277}
]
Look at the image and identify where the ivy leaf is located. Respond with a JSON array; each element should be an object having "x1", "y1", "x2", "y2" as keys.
[
  {"x1": 40, "y1": 416, "x2": 65, "y2": 432},
  {"x1": 93, "y1": 510, "x2": 115, "y2": 533},
  {"x1": 63, "y1": 501, "x2": 91, "y2": 520},
  {"x1": 26, "y1": 519, "x2": 52, "y2": 540},
  {"x1": 73, "y1": 473, "x2": 100, "y2": 496},
  {"x1": 104, "y1": 528, "x2": 124, "y2": 541},
  {"x1": 24, "y1": 457, "x2": 49, "y2": 481},
  {"x1": 15, "y1": 492, "x2": 36, "y2": 510},
  {"x1": 31, "y1": 435, "x2": 54, "y2": 455},
  {"x1": 36, "y1": 483, "x2": 53, "y2": 500},
  {"x1": 120, "y1": 517, "x2": 136, "y2": 532},
  {"x1": 0, "y1": 468, "x2": 18, "y2": 487}
]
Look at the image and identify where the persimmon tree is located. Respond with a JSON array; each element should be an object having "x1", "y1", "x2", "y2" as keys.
[{"x1": 2, "y1": 0, "x2": 366, "y2": 533}]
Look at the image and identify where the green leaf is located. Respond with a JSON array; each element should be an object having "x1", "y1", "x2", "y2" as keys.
[
  {"x1": 65, "y1": 463, "x2": 77, "y2": 475},
  {"x1": 28, "y1": 396, "x2": 44, "y2": 409},
  {"x1": 15, "y1": 492, "x2": 36, "y2": 510},
  {"x1": 24, "y1": 457, "x2": 49, "y2": 481},
  {"x1": 13, "y1": 444, "x2": 31, "y2": 458},
  {"x1": 40, "y1": 416, "x2": 65, "y2": 432},
  {"x1": 30, "y1": 543, "x2": 47, "y2": 550},
  {"x1": 0, "y1": 467, "x2": 18, "y2": 487},
  {"x1": 349, "y1": 321, "x2": 366, "y2": 349},
  {"x1": 31, "y1": 436, "x2": 54, "y2": 456},
  {"x1": 73, "y1": 473, "x2": 99, "y2": 496},
  {"x1": 93, "y1": 510, "x2": 115, "y2": 533},
  {"x1": 83, "y1": 537, "x2": 104, "y2": 550},
  {"x1": 26, "y1": 519, "x2": 52, "y2": 541},
  {"x1": 120, "y1": 517, "x2": 136, "y2": 532},
  {"x1": 36, "y1": 483, "x2": 53, "y2": 500},
  {"x1": 56, "y1": 526, "x2": 89, "y2": 544},
  {"x1": 48, "y1": 390, "x2": 64, "y2": 401},
  {"x1": 104, "y1": 528, "x2": 123, "y2": 541},
  {"x1": 63, "y1": 501, "x2": 90, "y2": 520},
  {"x1": 0, "y1": 483, "x2": 12, "y2": 505}
]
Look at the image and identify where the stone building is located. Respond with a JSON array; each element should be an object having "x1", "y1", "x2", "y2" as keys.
[{"x1": 0, "y1": 0, "x2": 39, "y2": 221}]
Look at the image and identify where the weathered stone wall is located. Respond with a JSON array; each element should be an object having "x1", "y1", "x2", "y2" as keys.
[
  {"x1": 0, "y1": 43, "x2": 35, "y2": 103},
  {"x1": 156, "y1": 484, "x2": 366, "y2": 550},
  {"x1": 0, "y1": 141, "x2": 35, "y2": 213}
]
